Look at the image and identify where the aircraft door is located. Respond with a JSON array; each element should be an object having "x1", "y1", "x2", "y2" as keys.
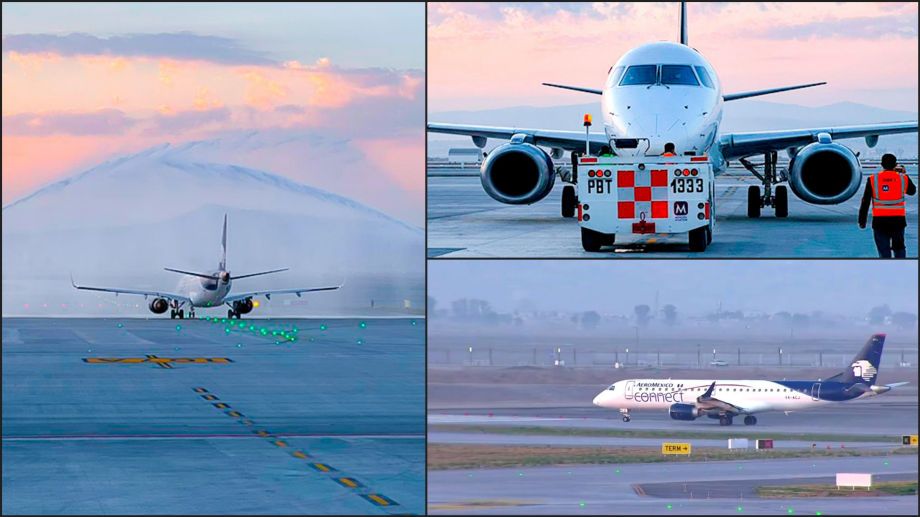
[
  {"x1": 625, "y1": 380, "x2": 636, "y2": 401},
  {"x1": 811, "y1": 382, "x2": 821, "y2": 401}
]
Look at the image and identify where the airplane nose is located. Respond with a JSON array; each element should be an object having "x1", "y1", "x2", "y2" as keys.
[{"x1": 592, "y1": 392, "x2": 604, "y2": 407}]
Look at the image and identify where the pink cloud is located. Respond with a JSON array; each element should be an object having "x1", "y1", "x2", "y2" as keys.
[{"x1": 428, "y1": 2, "x2": 919, "y2": 112}]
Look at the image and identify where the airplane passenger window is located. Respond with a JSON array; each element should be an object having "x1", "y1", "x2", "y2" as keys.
[
  {"x1": 694, "y1": 66, "x2": 714, "y2": 88},
  {"x1": 661, "y1": 65, "x2": 699, "y2": 86},
  {"x1": 620, "y1": 65, "x2": 657, "y2": 85}
]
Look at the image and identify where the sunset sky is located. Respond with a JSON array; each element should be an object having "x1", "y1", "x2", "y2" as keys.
[
  {"x1": 428, "y1": 2, "x2": 919, "y2": 113},
  {"x1": 2, "y1": 3, "x2": 424, "y2": 222}
]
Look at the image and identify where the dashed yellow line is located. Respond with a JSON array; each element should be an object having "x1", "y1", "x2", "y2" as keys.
[
  {"x1": 291, "y1": 450, "x2": 309, "y2": 459},
  {"x1": 273, "y1": 440, "x2": 288, "y2": 448}
]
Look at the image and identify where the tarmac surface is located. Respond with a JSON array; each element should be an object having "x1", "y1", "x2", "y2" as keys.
[
  {"x1": 2, "y1": 317, "x2": 425, "y2": 515},
  {"x1": 427, "y1": 167, "x2": 919, "y2": 258},
  {"x1": 428, "y1": 398, "x2": 919, "y2": 436},
  {"x1": 428, "y1": 455, "x2": 919, "y2": 515}
]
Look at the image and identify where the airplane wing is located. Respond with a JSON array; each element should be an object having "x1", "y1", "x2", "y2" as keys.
[
  {"x1": 428, "y1": 123, "x2": 610, "y2": 154},
  {"x1": 71, "y1": 276, "x2": 192, "y2": 303},
  {"x1": 224, "y1": 285, "x2": 341, "y2": 303},
  {"x1": 694, "y1": 381, "x2": 746, "y2": 415},
  {"x1": 720, "y1": 121, "x2": 918, "y2": 160}
]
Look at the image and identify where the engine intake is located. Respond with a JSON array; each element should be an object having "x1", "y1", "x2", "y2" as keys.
[
  {"x1": 148, "y1": 298, "x2": 169, "y2": 314},
  {"x1": 669, "y1": 403, "x2": 701, "y2": 421},
  {"x1": 233, "y1": 298, "x2": 253, "y2": 314},
  {"x1": 788, "y1": 142, "x2": 861, "y2": 205},
  {"x1": 480, "y1": 143, "x2": 555, "y2": 204}
]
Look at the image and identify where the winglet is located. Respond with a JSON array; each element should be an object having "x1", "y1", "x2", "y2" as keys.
[
  {"x1": 70, "y1": 273, "x2": 78, "y2": 289},
  {"x1": 701, "y1": 381, "x2": 716, "y2": 399}
]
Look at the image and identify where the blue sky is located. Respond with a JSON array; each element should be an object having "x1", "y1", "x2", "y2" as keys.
[
  {"x1": 2, "y1": 3, "x2": 424, "y2": 69},
  {"x1": 429, "y1": 260, "x2": 919, "y2": 316}
]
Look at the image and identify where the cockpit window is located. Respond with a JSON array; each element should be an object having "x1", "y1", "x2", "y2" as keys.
[
  {"x1": 607, "y1": 384, "x2": 616, "y2": 391},
  {"x1": 619, "y1": 65, "x2": 657, "y2": 86},
  {"x1": 695, "y1": 66, "x2": 714, "y2": 88},
  {"x1": 661, "y1": 65, "x2": 699, "y2": 86},
  {"x1": 608, "y1": 66, "x2": 625, "y2": 87}
]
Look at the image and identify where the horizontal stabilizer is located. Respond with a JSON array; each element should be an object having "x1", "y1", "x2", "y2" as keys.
[
  {"x1": 231, "y1": 268, "x2": 289, "y2": 280},
  {"x1": 542, "y1": 82, "x2": 603, "y2": 95},
  {"x1": 164, "y1": 267, "x2": 217, "y2": 279},
  {"x1": 724, "y1": 82, "x2": 826, "y2": 101}
]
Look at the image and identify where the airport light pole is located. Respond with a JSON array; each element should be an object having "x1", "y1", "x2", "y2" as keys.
[
  {"x1": 697, "y1": 344, "x2": 701, "y2": 368},
  {"x1": 469, "y1": 346, "x2": 473, "y2": 366},
  {"x1": 778, "y1": 347, "x2": 783, "y2": 366},
  {"x1": 625, "y1": 347, "x2": 629, "y2": 366}
]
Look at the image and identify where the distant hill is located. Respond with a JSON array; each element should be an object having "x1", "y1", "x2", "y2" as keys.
[{"x1": 428, "y1": 100, "x2": 917, "y2": 159}]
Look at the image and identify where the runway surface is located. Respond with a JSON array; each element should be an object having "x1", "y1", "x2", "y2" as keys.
[
  {"x1": 428, "y1": 397, "x2": 919, "y2": 437},
  {"x1": 2, "y1": 317, "x2": 425, "y2": 515},
  {"x1": 427, "y1": 167, "x2": 919, "y2": 258},
  {"x1": 428, "y1": 455, "x2": 919, "y2": 515}
]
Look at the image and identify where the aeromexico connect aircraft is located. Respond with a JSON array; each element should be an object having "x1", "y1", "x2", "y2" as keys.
[
  {"x1": 72, "y1": 215, "x2": 341, "y2": 319},
  {"x1": 592, "y1": 334, "x2": 908, "y2": 426},
  {"x1": 428, "y1": 1, "x2": 919, "y2": 219}
]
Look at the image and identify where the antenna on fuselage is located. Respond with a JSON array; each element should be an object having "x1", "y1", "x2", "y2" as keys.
[{"x1": 679, "y1": 1, "x2": 688, "y2": 46}]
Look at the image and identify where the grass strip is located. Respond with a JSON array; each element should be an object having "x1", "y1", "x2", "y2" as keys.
[
  {"x1": 757, "y1": 481, "x2": 917, "y2": 498},
  {"x1": 427, "y1": 444, "x2": 917, "y2": 470}
]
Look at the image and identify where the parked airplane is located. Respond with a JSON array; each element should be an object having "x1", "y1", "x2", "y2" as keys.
[
  {"x1": 428, "y1": 1, "x2": 918, "y2": 219},
  {"x1": 72, "y1": 214, "x2": 340, "y2": 319},
  {"x1": 592, "y1": 334, "x2": 908, "y2": 426}
]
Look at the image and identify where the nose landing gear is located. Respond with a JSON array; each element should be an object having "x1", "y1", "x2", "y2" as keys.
[
  {"x1": 620, "y1": 409, "x2": 631, "y2": 422},
  {"x1": 741, "y1": 150, "x2": 789, "y2": 218}
]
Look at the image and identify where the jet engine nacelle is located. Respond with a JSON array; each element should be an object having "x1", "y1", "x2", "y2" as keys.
[
  {"x1": 480, "y1": 142, "x2": 556, "y2": 205},
  {"x1": 233, "y1": 298, "x2": 254, "y2": 314},
  {"x1": 669, "y1": 403, "x2": 702, "y2": 421},
  {"x1": 148, "y1": 298, "x2": 169, "y2": 314},
  {"x1": 788, "y1": 142, "x2": 862, "y2": 205}
]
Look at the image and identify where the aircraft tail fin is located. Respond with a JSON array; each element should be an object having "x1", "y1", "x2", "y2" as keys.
[
  {"x1": 220, "y1": 214, "x2": 228, "y2": 271},
  {"x1": 834, "y1": 334, "x2": 885, "y2": 385},
  {"x1": 679, "y1": 1, "x2": 688, "y2": 46}
]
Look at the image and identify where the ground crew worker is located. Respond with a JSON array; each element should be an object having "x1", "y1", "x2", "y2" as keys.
[
  {"x1": 662, "y1": 143, "x2": 677, "y2": 157},
  {"x1": 859, "y1": 153, "x2": 916, "y2": 258}
]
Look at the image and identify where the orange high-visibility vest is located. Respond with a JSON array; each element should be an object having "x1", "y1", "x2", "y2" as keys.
[
  {"x1": 869, "y1": 169, "x2": 908, "y2": 217},
  {"x1": 662, "y1": 152, "x2": 676, "y2": 157}
]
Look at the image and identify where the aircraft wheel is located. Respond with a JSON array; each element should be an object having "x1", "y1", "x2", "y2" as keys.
[
  {"x1": 178, "y1": 309, "x2": 184, "y2": 319},
  {"x1": 689, "y1": 227, "x2": 708, "y2": 252},
  {"x1": 719, "y1": 414, "x2": 733, "y2": 426},
  {"x1": 562, "y1": 185, "x2": 577, "y2": 218},
  {"x1": 744, "y1": 415, "x2": 757, "y2": 426},
  {"x1": 774, "y1": 185, "x2": 788, "y2": 218},
  {"x1": 747, "y1": 186, "x2": 761, "y2": 218},
  {"x1": 622, "y1": 415, "x2": 631, "y2": 423},
  {"x1": 581, "y1": 227, "x2": 606, "y2": 252}
]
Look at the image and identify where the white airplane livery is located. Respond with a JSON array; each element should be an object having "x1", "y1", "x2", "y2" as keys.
[
  {"x1": 72, "y1": 214, "x2": 341, "y2": 319},
  {"x1": 593, "y1": 334, "x2": 908, "y2": 426},
  {"x1": 428, "y1": 1, "x2": 918, "y2": 218}
]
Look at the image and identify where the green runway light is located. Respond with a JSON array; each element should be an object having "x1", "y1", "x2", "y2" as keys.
[
  {"x1": 116, "y1": 323, "x2": 123, "y2": 328},
  {"x1": 320, "y1": 324, "x2": 327, "y2": 331},
  {"x1": 239, "y1": 322, "x2": 246, "y2": 328},
  {"x1": 666, "y1": 504, "x2": 672, "y2": 510},
  {"x1": 579, "y1": 502, "x2": 585, "y2": 508},
  {"x1": 225, "y1": 328, "x2": 231, "y2": 334},
  {"x1": 175, "y1": 325, "x2": 182, "y2": 331},
  {"x1": 410, "y1": 319, "x2": 417, "y2": 326},
  {"x1": 309, "y1": 337, "x2": 315, "y2": 342},
  {"x1": 236, "y1": 343, "x2": 242, "y2": 348},
  {"x1": 359, "y1": 321, "x2": 367, "y2": 328},
  {"x1": 615, "y1": 469, "x2": 621, "y2": 474},
  {"x1": 788, "y1": 509, "x2": 794, "y2": 514},
  {"x1": 356, "y1": 338, "x2": 364, "y2": 345},
  {"x1": 816, "y1": 512, "x2": 822, "y2": 516},
  {"x1": 260, "y1": 328, "x2": 268, "y2": 335},
  {"x1": 249, "y1": 325, "x2": 255, "y2": 331},
  {"x1": 292, "y1": 327, "x2": 298, "y2": 333},
  {"x1": 517, "y1": 472, "x2": 523, "y2": 477},
  {"x1": 737, "y1": 506, "x2": 743, "y2": 512},
  {"x1": 884, "y1": 460, "x2": 890, "y2": 465}
]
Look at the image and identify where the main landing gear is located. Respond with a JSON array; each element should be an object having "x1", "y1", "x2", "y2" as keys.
[
  {"x1": 170, "y1": 309, "x2": 185, "y2": 319},
  {"x1": 228, "y1": 309, "x2": 244, "y2": 319},
  {"x1": 719, "y1": 414, "x2": 734, "y2": 426},
  {"x1": 740, "y1": 150, "x2": 788, "y2": 219},
  {"x1": 743, "y1": 415, "x2": 758, "y2": 426}
]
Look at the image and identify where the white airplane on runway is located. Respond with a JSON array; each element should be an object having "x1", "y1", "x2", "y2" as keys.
[
  {"x1": 428, "y1": 1, "x2": 918, "y2": 219},
  {"x1": 593, "y1": 334, "x2": 909, "y2": 426},
  {"x1": 72, "y1": 214, "x2": 341, "y2": 319}
]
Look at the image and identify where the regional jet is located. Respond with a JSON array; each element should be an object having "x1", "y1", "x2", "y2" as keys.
[
  {"x1": 429, "y1": 1, "x2": 918, "y2": 219},
  {"x1": 72, "y1": 214, "x2": 340, "y2": 319},
  {"x1": 592, "y1": 334, "x2": 908, "y2": 426}
]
